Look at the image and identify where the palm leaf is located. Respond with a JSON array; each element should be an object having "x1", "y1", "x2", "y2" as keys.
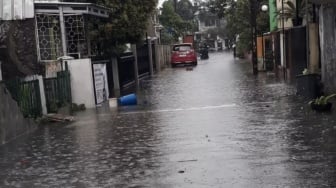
[{"x1": 286, "y1": 1, "x2": 296, "y2": 12}]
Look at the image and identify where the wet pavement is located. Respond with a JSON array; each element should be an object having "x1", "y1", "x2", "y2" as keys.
[{"x1": 1, "y1": 51, "x2": 336, "y2": 187}]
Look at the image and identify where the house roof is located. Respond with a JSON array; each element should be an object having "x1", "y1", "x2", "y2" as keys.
[
  {"x1": 34, "y1": 1, "x2": 111, "y2": 18},
  {"x1": 0, "y1": 0, "x2": 34, "y2": 20},
  {"x1": 309, "y1": 0, "x2": 336, "y2": 4}
]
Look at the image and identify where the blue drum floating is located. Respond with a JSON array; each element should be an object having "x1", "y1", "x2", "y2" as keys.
[{"x1": 118, "y1": 93, "x2": 137, "y2": 106}]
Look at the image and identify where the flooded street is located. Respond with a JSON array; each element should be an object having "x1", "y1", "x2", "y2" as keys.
[{"x1": 1, "y1": 51, "x2": 336, "y2": 187}]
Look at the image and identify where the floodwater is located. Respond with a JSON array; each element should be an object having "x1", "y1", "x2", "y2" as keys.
[{"x1": 1, "y1": 51, "x2": 336, "y2": 187}]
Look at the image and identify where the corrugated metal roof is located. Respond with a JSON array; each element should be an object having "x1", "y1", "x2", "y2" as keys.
[
  {"x1": 0, "y1": 1, "x2": 111, "y2": 20},
  {"x1": 0, "y1": 0, "x2": 34, "y2": 20},
  {"x1": 309, "y1": 0, "x2": 336, "y2": 4},
  {"x1": 34, "y1": 1, "x2": 111, "y2": 18}
]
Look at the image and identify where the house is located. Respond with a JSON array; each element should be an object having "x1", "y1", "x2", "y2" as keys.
[
  {"x1": 0, "y1": 0, "x2": 110, "y2": 78},
  {"x1": 259, "y1": 0, "x2": 320, "y2": 82},
  {"x1": 0, "y1": 0, "x2": 112, "y2": 114},
  {"x1": 193, "y1": 4, "x2": 226, "y2": 51},
  {"x1": 257, "y1": 0, "x2": 335, "y2": 99},
  {"x1": 270, "y1": 0, "x2": 333, "y2": 94},
  {"x1": 308, "y1": 0, "x2": 336, "y2": 94}
]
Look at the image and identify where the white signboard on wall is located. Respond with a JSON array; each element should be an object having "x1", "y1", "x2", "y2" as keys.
[
  {"x1": 0, "y1": 0, "x2": 34, "y2": 20},
  {"x1": 93, "y1": 63, "x2": 109, "y2": 105}
]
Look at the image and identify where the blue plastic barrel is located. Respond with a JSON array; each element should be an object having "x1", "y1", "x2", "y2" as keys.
[{"x1": 118, "y1": 93, "x2": 137, "y2": 106}]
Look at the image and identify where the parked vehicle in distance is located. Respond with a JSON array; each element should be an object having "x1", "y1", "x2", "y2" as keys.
[
  {"x1": 171, "y1": 43, "x2": 197, "y2": 67},
  {"x1": 199, "y1": 44, "x2": 209, "y2": 60}
]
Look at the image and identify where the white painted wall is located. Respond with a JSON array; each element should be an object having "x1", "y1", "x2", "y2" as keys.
[{"x1": 67, "y1": 59, "x2": 96, "y2": 108}]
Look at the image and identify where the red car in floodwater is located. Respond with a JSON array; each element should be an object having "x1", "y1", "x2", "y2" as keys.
[{"x1": 171, "y1": 43, "x2": 197, "y2": 67}]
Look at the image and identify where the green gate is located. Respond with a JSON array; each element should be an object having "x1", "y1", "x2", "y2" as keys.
[
  {"x1": 5, "y1": 79, "x2": 42, "y2": 118},
  {"x1": 44, "y1": 71, "x2": 72, "y2": 113}
]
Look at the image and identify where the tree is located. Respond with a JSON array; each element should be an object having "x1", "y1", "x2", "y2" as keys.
[
  {"x1": 176, "y1": 0, "x2": 194, "y2": 21},
  {"x1": 159, "y1": 0, "x2": 197, "y2": 44},
  {"x1": 0, "y1": 0, "x2": 157, "y2": 79},
  {"x1": 0, "y1": 20, "x2": 41, "y2": 79},
  {"x1": 209, "y1": 0, "x2": 269, "y2": 56},
  {"x1": 159, "y1": 1, "x2": 186, "y2": 43},
  {"x1": 87, "y1": 0, "x2": 157, "y2": 55}
]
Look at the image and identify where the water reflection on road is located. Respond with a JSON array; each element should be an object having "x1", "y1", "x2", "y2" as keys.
[{"x1": 1, "y1": 51, "x2": 336, "y2": 187}]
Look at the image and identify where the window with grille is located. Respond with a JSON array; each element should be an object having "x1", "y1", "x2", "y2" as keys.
[{"x1": 36, "y1": 14, "x2": 87, "y2": 61}]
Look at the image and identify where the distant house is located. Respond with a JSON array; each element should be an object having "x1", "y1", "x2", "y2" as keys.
[
  {"x1": 146, "y1": 8, "x2": 163, "y2": 43},
  {"x1": 193, "y1": 6, "x2": 226, "y2": 51}
]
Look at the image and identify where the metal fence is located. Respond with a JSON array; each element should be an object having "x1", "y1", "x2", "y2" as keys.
[
  {"x1": 118, "y1": 53, "x2": 135, "y2": 87},
  {"x1": 5, "y1": 78, "x2": 42, "y2": 118},
  {"x1": 44, "y1": 71, "x2": 71, "y2": 113},
  {"x1": 136, "y1": 44, "x2": 150, "y2": 76}
]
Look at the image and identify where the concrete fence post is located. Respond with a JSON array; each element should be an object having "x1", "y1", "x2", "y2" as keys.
[
  {"x1": 131, "y1": 44, "x2": 139, "y2": 90},
  {"x1": 160, "y1": 45, "x2": 164, "y2": 68},
  {"x1": 0, "y1": 61, "x2": 2, "y2": 81},
  {"x1": 37, "y1": 76, "x2": 47, "y2": 115},
  {"x1": 147, "y1": 39, "x2": 154, "y2": 76},
  {"x1": 165, "y1": 46, "x2": 168, "y2": 66},
  {"x1": 166, "y1": 46, "x2": 169, "y2": 66},
  {"x1": 155, "y1": 44, "x2": 161, "y2": 72},
  {"x1": 111, "y1": 57, "x2": 120, "y2": 97}
]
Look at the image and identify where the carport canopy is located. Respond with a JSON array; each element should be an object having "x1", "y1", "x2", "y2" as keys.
[{"x1": 34, "y1": 1, "x2": 111, "y2": 18}]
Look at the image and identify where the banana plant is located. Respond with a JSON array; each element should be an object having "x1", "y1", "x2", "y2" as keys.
[{"x1": 309, "y1": 94, "x2": 336, "y2": 106}]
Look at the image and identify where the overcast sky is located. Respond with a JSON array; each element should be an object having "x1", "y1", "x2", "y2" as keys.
[
  {"x1": 158, "y1": 0, "x2": 166, "y2": 8},
  {"x1": 158, "y1": 0, "x2": 195, "y2": 8}
]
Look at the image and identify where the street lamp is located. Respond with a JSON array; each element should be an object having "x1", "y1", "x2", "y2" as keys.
[
  {"x1": 261, "y1": 4, "x2": 268, "y2": 12},
  {"x1": 155, "y1": 24, "x2": 164, "y2": 44},
  {"x1": 249, "y1": 0, "x2": 268, "y2": 75}
]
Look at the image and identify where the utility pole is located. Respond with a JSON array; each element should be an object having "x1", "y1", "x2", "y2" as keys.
[
  {"x1": 174, "y1": 0, "x2": 177, "y2": 12},
  {"x1": 59, "y1": 5, "x2": 67, "y2": 56},
  {"x1": 250, "y1": 0, "x2": 258, "y2": 75},
  {"x1": 281, "y1": 0, "x2": 286, "y2": 80},
  {"x1": 0, "y1": 61, "x2": 2, "y2": 81}
]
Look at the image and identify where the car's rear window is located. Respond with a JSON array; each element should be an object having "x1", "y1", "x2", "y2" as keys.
[{"x1": 173, "y1": 45, "x2": 192, "y2": 51}]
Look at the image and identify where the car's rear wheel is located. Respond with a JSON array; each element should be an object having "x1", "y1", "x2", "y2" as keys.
[
  {"x1": 193, "y1": 61, "x2": 198, "y2": 66},
  {"x1": 171, "y1": 64, "x2": 176, "y2": 68}
]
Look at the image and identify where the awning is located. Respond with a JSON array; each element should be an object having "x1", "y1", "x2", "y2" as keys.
[{"x1": 34, "y1": 1, "x2": 111, "y2": 18}]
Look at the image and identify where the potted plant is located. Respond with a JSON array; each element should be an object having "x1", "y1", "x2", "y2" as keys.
[
  {"x1": 296, "y1": 68, "x2": 321, "y2": 99},
  {"x1": 309, "y1": 94, "x2": 336, "y2": 112}
]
